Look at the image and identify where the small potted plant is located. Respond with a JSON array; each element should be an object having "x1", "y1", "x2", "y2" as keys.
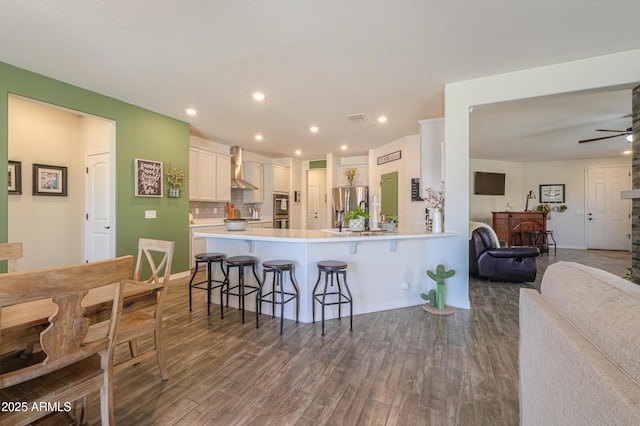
[
  {"x1": 380, "y1": 215, "x2": 398, "y2": 232},
  {"x1": 345, "y1": 207, "x2": 370, "y2": 231},
  {"x1": 165, "y1": 164, "x2": 187, "y2": 198},
  {"x1": 559, "y1": 205, "x2": 568, "y2": 212},
  {"x1": 536, "y1": 203, "x2": 551, "y2": 213}
]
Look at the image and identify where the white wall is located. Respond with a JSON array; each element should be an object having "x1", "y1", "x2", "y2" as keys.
[
  {"x1": 470, "y1": 156, "x2": 632, "y2": 249},
  {"x1": 445, "y1": 48, "x2": 640, "y2": 309},
  {"x1": 420, "y1": 118, "x2": 444, "y2": 192},
  {"x1": 369, "y1": 134, "x2": 425, "y2": 226},
  {"x1": 522, "y1": 157, "x2": 631, "y2": 249},
  {"x1": 289, "y1": 157, "x2": 303, "y2": 228},
  {"x1": 8, "y1": 96, "x2": 108, "y2": 269},
  {"x1": 469, "y1": 159, "x2": 524, "y2": 223}
]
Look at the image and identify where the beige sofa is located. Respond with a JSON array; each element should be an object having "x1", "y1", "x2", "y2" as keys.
[{"x1": 519, "y1": 262, "x2": 640, "y2": 425}]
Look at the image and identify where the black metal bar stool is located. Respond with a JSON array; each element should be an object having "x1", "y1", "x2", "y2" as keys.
[
  {"x1": 544, "y1": 230, "x2": 557, "y2": 256},
  {"x1": 256, "y1": 260, "x2": 300, "y2": 334},
  {"x1": 222, "y1": 255, "x2": 261, "y2": 323},
  {"x1": 526, "y1": 231, "x2": 547, "y2": 253},
  {"x1": 189, "y1": 252, "x2": 227, "y2": 315},
  {"x1": 312, "y1": 260, "x2": 353, "y2": 336}
]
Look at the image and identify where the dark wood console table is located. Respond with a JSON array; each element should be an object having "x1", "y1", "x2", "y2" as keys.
[{"x1": 492, "y1": 211, "x2": 547, "y2": 247}]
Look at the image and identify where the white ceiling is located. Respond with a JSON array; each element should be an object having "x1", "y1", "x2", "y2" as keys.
[
  {"x1": 470, "y1": 88, "x2": 634, "y2": 162},
  {"x1": 1, "y1": 1, "x2": 639, "y2": 160}
]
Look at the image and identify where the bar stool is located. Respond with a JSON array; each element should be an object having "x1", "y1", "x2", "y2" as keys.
[
  {"x1": 525, "y1": 231, "x2": 546, "y2": 253},
  {"x1": 189, "y1": 253, "x2": 227, "y2": 315},
  {"x1": 256, "y1": 260, "x2": 300, "y2": 334},
  {"x1": 312, "y1": 260, "x2": 353, "y2": 336},
  {"x1": 222, "y1": 255, "x2": 260, "y2": 323},
  {"x1": 544, "y1": 230, "x2": 557, "y2": 256}
]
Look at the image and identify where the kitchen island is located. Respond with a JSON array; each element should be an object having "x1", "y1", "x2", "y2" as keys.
[{"x1": 193, "y1": 226, "x2": 457, "y2": 323}]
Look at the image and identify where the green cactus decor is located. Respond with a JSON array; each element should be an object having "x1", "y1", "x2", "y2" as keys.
[
  {"x1": 426, "y1": 264, "x2": 455, "y2": 311},
  {"x1": 420, "y1": 289, "x2": 437, "y2": 307}
]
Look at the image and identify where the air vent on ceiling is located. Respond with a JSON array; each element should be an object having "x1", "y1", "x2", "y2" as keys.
[{"x1": 346, "y1": 113, "x2": 369, "y2": 123}]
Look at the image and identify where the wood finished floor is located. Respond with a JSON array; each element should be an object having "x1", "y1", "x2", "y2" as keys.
[{"x1": 90, "y1": 249, "x2": 630, "y2": 425}]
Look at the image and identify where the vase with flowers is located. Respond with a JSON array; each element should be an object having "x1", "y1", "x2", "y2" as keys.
[
  {"x1": 424, "y1": 184, "x2": 445, "y2": 233},
  {"x1": 344, "y1": 168, "x2": 357, "y2": 186},
  {"x1": 165, "y1": 164, "x2": 187, "y2": 198}
]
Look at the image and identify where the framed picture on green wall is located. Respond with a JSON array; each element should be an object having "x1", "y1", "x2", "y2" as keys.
[{"x1": 135, "y1": 158, "x2": 163, "y2": 197}]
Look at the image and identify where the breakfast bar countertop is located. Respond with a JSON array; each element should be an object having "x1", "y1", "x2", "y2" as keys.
[
  {"x1": 189, "y1": 217, "x2": 273, "y2": 228},
  {"x1": 194, "y1": 225, "x2": 461, "y2": 323},
  {"x1": 193, "y1": 225, "x2": 456, "y2": 243}
]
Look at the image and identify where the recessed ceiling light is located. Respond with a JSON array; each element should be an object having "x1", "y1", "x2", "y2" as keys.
[
  {"x1": 377, "y1": 116, "x2": 387, "y2": 123},
  {"x1": 295, "y1": 150, "x2": 301, "y2": 155},
  {"x1": 310, "y1": 126, "x2": 319, "y2": 133},
  {"x1": 254, "y1": 134, "x2": 263, "y2": 141},
  {"x1": 185, "y1": 108, "x2": 198, "y2": 116},
  {"x1": 341, "y1": 145, "x2": 348, "y2": 150},
  {"x1": 252, "y1": 92, "x2": 265, "y2": 101},
  {"x1": 623, "y1": 150, "x2": 632, "y2": 155}
]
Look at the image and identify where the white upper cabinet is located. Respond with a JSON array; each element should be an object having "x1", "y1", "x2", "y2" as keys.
[
  {"x1": 242, "y1": 161, "x2": 264, "y2": 203},
  {"x1": 273, "y1": 164, "x2": 290, "y2": 193},
  {"x1": 215, "y1": 153, "x2": 231, "y2": 201},
  {"x1": 189, "y1": 147, "x2": 231, "y2": 201}
]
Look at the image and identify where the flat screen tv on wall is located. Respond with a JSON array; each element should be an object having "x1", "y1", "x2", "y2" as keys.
[{"x1": 474, "y1": 172, "x2": 506, "y2": 195}]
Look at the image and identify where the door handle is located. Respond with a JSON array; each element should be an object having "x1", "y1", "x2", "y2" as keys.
[{"x1": 104, "y1": 226, "x2": 111, "y2": 229}]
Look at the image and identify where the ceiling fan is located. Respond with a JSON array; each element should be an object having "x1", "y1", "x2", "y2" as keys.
[{"x1": 579, "y1": 127, "x2": 633, "y2": 144}]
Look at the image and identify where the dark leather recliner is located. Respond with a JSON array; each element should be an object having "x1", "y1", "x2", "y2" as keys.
[{"x1": 469, "y1": 227, "x2": 540, "y2": 282}]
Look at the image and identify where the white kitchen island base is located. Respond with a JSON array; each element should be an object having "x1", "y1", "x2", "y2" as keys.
[{"x1": 194, "y1": 227, "x2": 456, "y2": 323}]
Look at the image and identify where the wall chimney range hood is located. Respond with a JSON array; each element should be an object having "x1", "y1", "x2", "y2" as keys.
[{"x1": 230, "y1": 146, "x2": 258, "y2": 190}]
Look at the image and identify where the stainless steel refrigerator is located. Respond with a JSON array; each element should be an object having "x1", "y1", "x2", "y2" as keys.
[{"x1": 331, "y1": 186, "x2": 369, "y2": 228}]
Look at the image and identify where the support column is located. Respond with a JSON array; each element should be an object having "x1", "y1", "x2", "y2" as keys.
[{"x1": 632, "y1": 84, "x2": 640, "y2": 284}]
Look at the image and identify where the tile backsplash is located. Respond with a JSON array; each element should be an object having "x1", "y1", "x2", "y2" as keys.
[{"x1": 190, "y1": 189, "x2": 263, "y2": 219}]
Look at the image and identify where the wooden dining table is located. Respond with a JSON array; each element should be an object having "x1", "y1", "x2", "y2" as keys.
[{"x1": 1, "y1": 280, "x2": 163, "y2": 358}]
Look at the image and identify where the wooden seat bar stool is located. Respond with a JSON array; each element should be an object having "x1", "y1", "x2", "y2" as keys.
[
  {"x1": 312, "y1": 260, "x2": 353, "y2": 336},
  {"x1": 256, "y1": 260, "x2": 300, "y2": 334},
  {"x1": 221, "y1": 255, "x2": 261, "y2": 323},
  {"x1": 189, "y1": 252, "x2": 227, "y2": 315}
]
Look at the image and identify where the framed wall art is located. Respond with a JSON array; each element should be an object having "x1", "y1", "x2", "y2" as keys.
[
  {"x1": 33, "y1": 163, "x2": 67, "y2": 196},
  {"x1": 134, "y1": 158, "x2": 163, "y2": 197},
  {"x1": 8, "y1": 160, "x2": 21, "y2": 195},
  {"x1": 539, "y1": 184, "x2": 565, "y2": 203}
]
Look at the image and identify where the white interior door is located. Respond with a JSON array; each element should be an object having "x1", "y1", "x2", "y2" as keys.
[
  {"x1": 587, "y1": 166, "x2": 631, "y2": 250},
  {"x1": 85, "y1": 151, "x2": 115, "y2": 262},
  {"x1": 307, "y1": 184, "x2": 319, "y2": 229}
]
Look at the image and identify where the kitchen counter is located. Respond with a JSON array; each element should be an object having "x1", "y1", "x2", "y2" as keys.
[
  {"x1": 189, "y1": 217, "x2": 272, "y2": 228},
  {"x1": 193, "y1": 225, "x2": 453, "y2": 247},
  {"x1": 194, "y1": 226, "x2": 457, "y2": 324},
  {"x1": 189, "y1": 218, "x2": 273, "y2": 268}
]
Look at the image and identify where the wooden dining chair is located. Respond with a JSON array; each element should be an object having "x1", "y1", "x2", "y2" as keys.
[
  {"x1": 0, "y1": 241, "x2": 22, "y2": 272},
  {"x1": 0, "y1": 256, "x2": 133, "y2": 426},
  {"x1": 114, "y1": 238, "x2": 175, "y2": 380}
]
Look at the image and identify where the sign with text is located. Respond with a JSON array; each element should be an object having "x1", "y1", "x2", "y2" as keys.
[
  {"x1": 377, "y1": 150, "x2": 401, "y2": 165},
  {"x1": 135, "y1": 158, "x2": 163, "y2": 197}
]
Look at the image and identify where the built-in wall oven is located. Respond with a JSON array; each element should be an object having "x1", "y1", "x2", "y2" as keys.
[{"x1": 274, "y1": 194, "x2": 289, "y2": 229}]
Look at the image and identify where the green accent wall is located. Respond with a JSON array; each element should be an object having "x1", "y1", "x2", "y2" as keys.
[
  {"x1": 309, "y1": 160, "x2": 327, "y2": 169},
  {"x1": 0, "y1": 61, "x2": 191, "y2": 273}
]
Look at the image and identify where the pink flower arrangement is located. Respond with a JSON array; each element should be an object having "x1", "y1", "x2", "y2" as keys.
[{"x1": 424, "y1": 185, "x2": 445, "y2": 209}]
